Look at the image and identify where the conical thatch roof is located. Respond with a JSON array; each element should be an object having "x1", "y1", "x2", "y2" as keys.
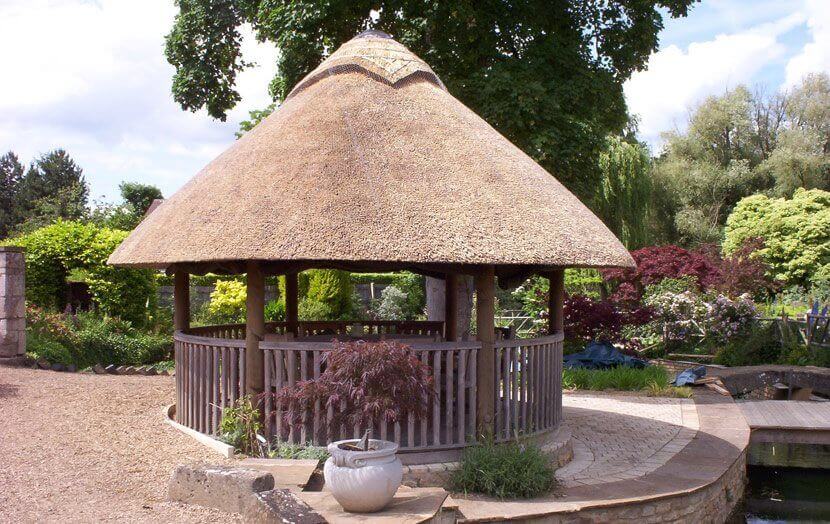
[{"x1": 109, "y1": 31, "x2": 634, "y2": 277}]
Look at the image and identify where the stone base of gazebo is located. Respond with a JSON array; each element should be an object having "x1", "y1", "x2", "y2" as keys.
[{"x1": 174, "y1": 320, "x2": 563, "y2": 463}]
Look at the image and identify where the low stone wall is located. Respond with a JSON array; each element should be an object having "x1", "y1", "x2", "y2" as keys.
[
  {"x1": 538, "y1": 451, "x2": 745, "y2": 523},
  {"x1": 0, "y1": 247, "x2": 25, "y2": 361}
]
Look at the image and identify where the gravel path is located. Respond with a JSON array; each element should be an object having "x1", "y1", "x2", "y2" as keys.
[{"x1": 0, "y1": 366, "x2": 241, "y2": 523}]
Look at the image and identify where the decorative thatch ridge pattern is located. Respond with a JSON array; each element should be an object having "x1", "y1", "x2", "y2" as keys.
[{"x1": 108, "y1": 32, "x2": 634, "y2": 274}]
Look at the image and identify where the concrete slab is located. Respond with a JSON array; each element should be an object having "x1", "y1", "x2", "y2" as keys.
[
  {"x1": 238, "y1": 458, "x2": 319, "y2": 491},
  {"x1": 298, "y1": 486, "x2": 448, "y2": 524}
]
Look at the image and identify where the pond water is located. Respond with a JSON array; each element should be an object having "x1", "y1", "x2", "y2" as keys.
[
  {"x1": 736, "y1": 444, "x2": 830, "y2": 523},
  {"x1": 743, "y1": 465, "x2": 830, "y2": 522}
]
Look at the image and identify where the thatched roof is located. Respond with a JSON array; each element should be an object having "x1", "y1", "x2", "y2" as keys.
[{"x1": 109, "y1": 31, "x2": 634, "y2": 277}]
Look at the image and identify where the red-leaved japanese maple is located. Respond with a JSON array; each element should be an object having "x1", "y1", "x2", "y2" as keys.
[{"x1": 275, "y1": 340, "x2": 434, "y2": 434}]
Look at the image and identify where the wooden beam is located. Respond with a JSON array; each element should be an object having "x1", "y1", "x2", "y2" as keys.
[
  {"x1": 173, "y1": 272, "x2": 190, "y2": 332},
  {"x1": 444, "y1": 273, "x2": 458, "y2": 342},
  {"x1": 245, "y1": 262, "x2": 265, "y2": 397},
  {"x1": 285, "y1": 272, "x2": 299, "y2": 335},
  {"x1": 548, "y1": 270, "x2": 565, "y2": 335},
  {"x1": 475, "y1": 266, "x2": 496, "y2": 436}
]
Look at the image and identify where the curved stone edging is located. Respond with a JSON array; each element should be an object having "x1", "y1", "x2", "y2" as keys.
[
  {"x1": 163, "y1": 404, "x2": 235, "y2": 459},
  {"x1": 452, "y1": 390, "x2": 750, "y2": 523}
]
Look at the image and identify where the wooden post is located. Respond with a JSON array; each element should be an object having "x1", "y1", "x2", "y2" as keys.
[
  {"x1": 445, "y1": 273, "x2": 458, "y2": 342},
  {"x1": 548, "y1": 270, "x2": 565, "y2": 335},
  {"x1": 173, "y1": 271, "x2": 190, "y2": 332},
  {"x1": 475, "y1": 266, "x2": 496, "y2": 436},
  {"x1": 246, "y1": 262, "x2": 265, "y2": 397},
  {"x1": 285, "y1": 272, "x2": 299, "y2": 335}
]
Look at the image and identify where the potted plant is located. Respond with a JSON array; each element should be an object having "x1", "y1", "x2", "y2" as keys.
[{"x1": 277, "y1": 340, "x2": 433, "y2": 512}]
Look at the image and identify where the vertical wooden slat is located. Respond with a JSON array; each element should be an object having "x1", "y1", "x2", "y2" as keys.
[
  {"x1": 230, "y1": 348, "x2": 238, "y2": 406},
  {"x1": 494, "y1": 347, "x2": 502, "y2": 436},
  {"x1": 445, "y1": 350, "x2": 454, "y2": 443},
  {"x1": 264, "y1": 349, "x2": 273, "y2": 439},
  {"x1": 276, "y1": 349, "x2": 285, "y2": 441},
  {"x1": 507, "y1": 347, "x2": 519, "y2": 437},
  {"x1": 469, "y1": 349, "x2": 477, "y2": 441},
  {"x1": 239, "y1": 347, "x2": 246, "y2": 402},
  {"x1": 300, "y1": 351, "x2": 308, "y2": 444},
  {"x1": 457, "y1": 349, "x2": 467, "y2": 444},
  {"x1": 313, "y1": 351, "x2": 321, "y2": 445},
  {"x1": 432, "y1": 351, "x2": 441, "y2": 446},
  {"x1": 212, "y1": 347, "x2": 220, "y2": 433},
  {"x1": 287, "y1": 350, "x2": 297, "y2": 444},
  {"x1": 502, "y1": 347, "x2": 510, "y2": 439},
  {"x1": 527, "y1": 344, "x2": 535, "y2": 432},
  {"x1": 420, "y1": 351, "x2": 429, "y2": 447},
  {"x1": 520, "y1": 347, "x2": 528, "y2": 433},
  {"x1": 221, "y1": 347, "x2": 230, "y2": 411}
]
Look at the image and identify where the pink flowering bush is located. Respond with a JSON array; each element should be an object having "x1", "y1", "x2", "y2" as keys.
[{"x1": 705, "y1": 294, "x2": 757, "y2": 344}]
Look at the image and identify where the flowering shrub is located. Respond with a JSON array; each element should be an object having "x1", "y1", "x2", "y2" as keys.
[
  {"x1": 275, "y1": 341, "x2": 434, "y2": 432},
  {"x1": 645, "y1": 291, "x2": 709, "y2": 343},
  {"x1": 705, "y1": 294, "x2": 757, "y2": 344}
]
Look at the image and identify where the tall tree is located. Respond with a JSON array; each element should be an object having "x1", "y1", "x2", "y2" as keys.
[
  {"x1": 0, "y1": 152, "x2": 24, "y2": 239},
  {"x1": 15, "y1": 149, "x2": 89, "y2": 234},
  {"x1": 119, "y1": 182, "x2": 163, "y2": 217},
  {"x1": 165, "y1": 0, "x2": 697, "y2": 202},
  {"x1": 594, "y1": 136, "x2": 652, "y2": 249}
]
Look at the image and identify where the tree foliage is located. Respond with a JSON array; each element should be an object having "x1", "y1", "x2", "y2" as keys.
[
  {"x1": 594, "y1": 136, "x2": 652, "y2": 248},
  {"x1": 165, "y1": 0, "x2": 696, "y2": 201},
  {"x1": 0, "y1": 152, "x2": 25, "y2": 239},
  {"x1": 4, "y1": 221, "x2": 157, "y2": 326},
  {"x1": 723, "y1": 188, "x2": 830, "y2": 287}
]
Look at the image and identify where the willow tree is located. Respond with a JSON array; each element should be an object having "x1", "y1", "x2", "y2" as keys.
[{"x1": 594, "y1": 136, "x2": 652, "y2": 249}]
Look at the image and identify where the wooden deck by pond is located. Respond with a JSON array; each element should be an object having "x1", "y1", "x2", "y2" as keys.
[{"x1": 738, "y1": 400, "x2": 830, "y2": 445}]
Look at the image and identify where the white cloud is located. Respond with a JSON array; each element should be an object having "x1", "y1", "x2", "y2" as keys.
[
  {"x1": 0, "y1": 0, "x2": 278, "y2": 201},
  {"x1": 785, "y1": 0, "x2": 830, "y2": 86},
  {"x1": 625, "y1": 12, "x2": 804, "y2": 150}
]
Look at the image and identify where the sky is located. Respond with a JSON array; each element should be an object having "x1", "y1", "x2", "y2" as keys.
[{"x1": 1, "y1": 0, "x2": 828, "y2": 203}]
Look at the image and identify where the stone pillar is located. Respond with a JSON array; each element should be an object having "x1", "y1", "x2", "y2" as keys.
[
  {"x1": 475, "y1": 266, "x2": 496, "y2": 436},
  {"x1": 548, "y1": 270, "x2": 565, "y2": 335},
  {"x1": 245, "y1": 262, "x2": 265, "y2": 397},
  {"x1": 0, "y1": 247, "x2": 26, "y2": 361}
]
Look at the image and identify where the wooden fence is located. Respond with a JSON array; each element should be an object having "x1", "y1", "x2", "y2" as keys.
[
  {"x1": 494, "y1": 334, "x2": 564, "y2": 441},
  {"x1": 174, "y1": 331, "x2": 245, "y2": 434},
  {"x1": 262, "y1": 340, "x2": 480, "y2": 451}
]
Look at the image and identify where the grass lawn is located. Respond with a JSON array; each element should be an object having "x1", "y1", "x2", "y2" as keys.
[{"x1": 562, "y1": 366, "x2": 693, "y2": 398}]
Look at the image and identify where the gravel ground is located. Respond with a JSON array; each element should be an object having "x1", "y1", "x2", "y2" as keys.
[{"x1": 0, "y1": 366, "x2": 241, "y2": 523}]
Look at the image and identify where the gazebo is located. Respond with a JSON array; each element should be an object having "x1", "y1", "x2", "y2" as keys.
[{"x1": 109, "y1": 31, "x2": 633, "y2": 461}]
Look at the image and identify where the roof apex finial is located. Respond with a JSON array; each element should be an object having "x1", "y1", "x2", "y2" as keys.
[{"x1": 355, "y1": 29, "x2": 393, "y2": 39}]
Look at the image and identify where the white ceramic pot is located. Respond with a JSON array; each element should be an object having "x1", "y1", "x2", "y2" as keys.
[{"x1": 323, "y1": 439, "x2": 402, "y2": 513}]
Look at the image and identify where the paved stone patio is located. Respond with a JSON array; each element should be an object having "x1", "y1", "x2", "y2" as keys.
[{"x1": 557, "y1": 392, "x2": 699, "y2": 487}]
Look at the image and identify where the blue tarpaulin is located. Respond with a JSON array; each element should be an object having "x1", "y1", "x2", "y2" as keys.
[
  {"x1": 673, "y1": 366, "x2": 706, "y2": 386},
  {"x1": 563, "y1": 341, "x2": 649, "y2": 370}
]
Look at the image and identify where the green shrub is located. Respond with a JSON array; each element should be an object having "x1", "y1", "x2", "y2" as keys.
[
  {"x1": 724, "y1": 188, "x2": 830, "y2": 287},
  {"x1": 562, "y1": 366, "x2": 671, "y2": 391},
  {"x1": 451, "y1": 440, "x2": 556, "y2": 498},
  {"x1": 4, "y1": 220, "x2": 157, "y2": 325},
  {"x1": 206, "y1": 280, "x2": 247, "y2": 323},
  {"x1": 218, "y1": 396, "x2": 263, "y2": 455},
  {"x1": 350, "y1": 272, "x2": 425, "y2": 318},
  {"x1": 268, "y1": 442, "x2": 329, "y2": 461},
  {"x1": 305, "y1": 270, "x2": 353, "y2": 319},
  {"x1": 372, "y1": 285, "x2": 408, "y2": 320},
  {"x1": 714, "y1": 321, "x2": 781, "y2": 367},
  {"x1": 25, "y1": 307, "x2": 171, "y2": 368},
  {"x1": 265, "y1": 299, "x2": 285, "y2": 321}
]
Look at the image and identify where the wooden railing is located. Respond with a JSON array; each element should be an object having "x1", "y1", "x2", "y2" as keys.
[
  {"x1": 262, "y1": 340, "x2": 480, "y2": 451},
  {"x1": 186, "y1": 320, "x2": 444, "y2": 340},
  {"x1": 493, "y1": 334, "x2": 564, "y2": 441},
  {"x1": 174, "y1": 324, "x2": 565, "y2": 452},
  {"x1": 174, "y1": 331, "x2": 246, "y2": 434}
]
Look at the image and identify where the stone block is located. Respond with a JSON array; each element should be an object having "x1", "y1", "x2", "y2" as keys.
[
  {"x1": 168, "y1": 464, "x2": 275, "y2": 515},
  {"x1": 244, "y1": 488, "x2": 325, "y2": 524}
]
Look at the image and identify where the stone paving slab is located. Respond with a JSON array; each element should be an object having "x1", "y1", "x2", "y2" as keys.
[
  {"x1": 238, "y1": 457, "x2": 320, "y2": 492},
  {"x1": 298, "y1": 486, "x2": 448, "y2": 524},
  {"x1": 451, "y1": 390, "x2": 749, "y2": 522}
]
